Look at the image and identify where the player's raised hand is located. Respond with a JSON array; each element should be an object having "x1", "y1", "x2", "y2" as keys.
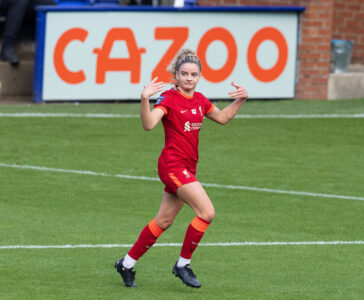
[
  {"x1": 141, "y1": 77, "x2": 165, "y2": 100},
  {"x1": 228, "y1": 81, "x2": 248, "y2": 101}
]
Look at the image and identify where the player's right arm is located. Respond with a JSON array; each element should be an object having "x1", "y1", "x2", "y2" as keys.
[
  {"x1": 206, "y1": 81, "x2": 248, "y2": 125},
  {"x1": 140, "y1": 77, "x2": 165, "y2": 131}
]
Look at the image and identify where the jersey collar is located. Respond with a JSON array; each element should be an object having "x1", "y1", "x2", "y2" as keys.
[{"x1": 174, "y1": 86, "x2": 194, "y2": 99}]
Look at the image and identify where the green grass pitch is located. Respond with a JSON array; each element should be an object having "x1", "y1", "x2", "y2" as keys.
[{"x1": 0, "y1": 99, "x2": 363, "y2": 299}]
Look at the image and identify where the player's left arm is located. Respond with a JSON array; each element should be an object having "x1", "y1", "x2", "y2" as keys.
[{"x1": 206, "y1": 81, "x2": 248, "y2": 125}]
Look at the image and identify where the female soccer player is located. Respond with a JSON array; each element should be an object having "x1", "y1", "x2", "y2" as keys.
[{"x1": 115, "y1": 48, "x2": 248, "y2": 288}]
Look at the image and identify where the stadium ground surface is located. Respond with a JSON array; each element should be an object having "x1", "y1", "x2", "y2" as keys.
[{"x1": 0, "y1": 99, "x2": 363, "y2": 299}]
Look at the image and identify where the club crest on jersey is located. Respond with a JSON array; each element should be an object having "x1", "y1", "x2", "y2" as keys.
[
  {"x1": 184, "y1": 121, "x2": 191, "y2": 132},
  {"x1": 191, "y1": 109, "x2": 196, "y2": 114},
  {"x1": 183, "y1": 169, "x2": 191, "y2": 178},
  {"x1": 155, "y1": 95, "x2": 165, "y2": 105}
]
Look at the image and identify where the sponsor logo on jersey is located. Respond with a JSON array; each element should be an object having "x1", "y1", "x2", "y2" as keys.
[
  {"x1": 191, "y1": 122, "x2": 202, "y2": 130},
  {"x1": 155, "y1": 95, "x2": 165, "y2": 105},
  {"x1": 181, "y1": 109, "x2": 188, "y2": 113},
  {"x1": 184, "y1": 121, "x2": 202, "y2": 131}
]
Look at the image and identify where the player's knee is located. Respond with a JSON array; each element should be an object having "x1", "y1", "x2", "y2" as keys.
[
  {"x1": 206, "y1": 211, "x2": 215, "y2": 222},
  {"x1": 201, "y1": 207, "x2": 215, "y2": 223},
  {"x1": 156, "y1": 217, "x2": 174, "y2": 230}
]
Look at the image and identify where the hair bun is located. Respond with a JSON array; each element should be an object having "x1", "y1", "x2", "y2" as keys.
[{"x1": 167, "y1": 48, "x2": 202, "y2": 82}]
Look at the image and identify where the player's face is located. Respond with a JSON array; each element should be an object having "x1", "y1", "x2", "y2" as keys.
[{"x1": 176, "y1": 63, "x2": 201, "y2": 96}]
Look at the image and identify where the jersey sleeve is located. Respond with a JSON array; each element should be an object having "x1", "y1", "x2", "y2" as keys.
[
  {"x1": 201, "y1": 94, "x2": 214, "y2": 115},
  {"x1": 153, "y1": 93, "x2": 170, "y2": 116}
]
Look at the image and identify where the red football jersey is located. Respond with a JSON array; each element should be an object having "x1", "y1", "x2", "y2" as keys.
[{"x1": 154, "y1": 87, "x2": 214, "y2": 164}]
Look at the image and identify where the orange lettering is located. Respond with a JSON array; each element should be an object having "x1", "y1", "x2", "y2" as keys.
[
  {"x1": 152, "y1": 27, "x2": 189, "y2": 82},
  {"x1": 53, "y1": 28, "x2": 88, "y2": 84},
  {"x1": 197, "y1": 27, "x2": 237, "y2": 83},
  {"x1": 247, "y1": 27, "x2": 288, "y2": 82},
  {"x1": 93, "y1": 28, "x2": 146, "y2": 84}
]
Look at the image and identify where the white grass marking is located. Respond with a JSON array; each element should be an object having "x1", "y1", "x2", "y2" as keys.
[
  {"x1": 0, "y1": 163, "x2": 160, "y2": 182},
  {"x1": 0, "y1": 113, "x2": 139, "y2": 118},
  {"x1": 1, "y1": 241, "x2": 363, "y2": 250},
  {"x1": 1, "y1": 162, "x2": 363, "y2": 201},
  {"x1": 1, "y1": 113, "x2": 364, "y2": 119},
  {"x1": 235, "y1": 114, "x2": 364, "y2": 119}
]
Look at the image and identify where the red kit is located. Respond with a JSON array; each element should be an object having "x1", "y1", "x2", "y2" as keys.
[{"x1": 154, "y1": 88, "x2": 214, "y2": 194}]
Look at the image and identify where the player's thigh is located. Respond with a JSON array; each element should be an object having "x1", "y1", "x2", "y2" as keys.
[
  {"x1": 156, "y1": 191, "x2": 184, "y2": 229},
  {"x1": 176, "y1": 181, "x2": 215, "y2": 222}
]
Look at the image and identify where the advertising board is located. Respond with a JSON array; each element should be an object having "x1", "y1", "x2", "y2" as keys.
[{"x1": 35, "y1": 7, "x2": 301, "y2": 101}]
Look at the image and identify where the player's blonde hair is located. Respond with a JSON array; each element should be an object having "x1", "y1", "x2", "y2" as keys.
[{"x1": 168, "y1": 48, "x2": 202, "y2": 81}]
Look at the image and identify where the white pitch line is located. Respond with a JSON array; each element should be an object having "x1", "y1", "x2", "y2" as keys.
[
  {"x1": 1, "y1": 241, "x2": 363, "y2": 250},
  {"x1": 0, "y1": 113, "x2": 364, "y2": 119},
  {"x1": 0, "y1": 113, "x2": 139, "y2": 118},
  {"x1": 234, "y1": 113, "x2": 364, "y2": 119},
  {"x1": 1, "y1": 162, "x2": 363, "y2": 202}
]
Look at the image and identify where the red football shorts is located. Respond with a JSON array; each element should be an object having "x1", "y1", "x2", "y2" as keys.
[{"x1": 158, "y1": 155, "x2": 198, "y2": 194}]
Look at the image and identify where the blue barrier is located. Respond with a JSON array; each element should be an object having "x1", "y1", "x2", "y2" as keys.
[
  {"x1": 184, "y1": 0, "x2": 197, "y2": 7},
  {"x1": 89, "y1": 0, "x2": 119, "y2": 4},
  {"x1": 54, "y1": 0, "x2": 119, "y2": 4},
  {"x1": 54, "y1": 0, "x2": 89, "y2": 4}
]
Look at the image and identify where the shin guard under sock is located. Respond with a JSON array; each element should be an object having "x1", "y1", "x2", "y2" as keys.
[
  {"x1": 127, "y1": 218, "x2": 164, "y2": 261},
  {"x1": 180, "y1": 216, "x2": 210, "y2": 260}
]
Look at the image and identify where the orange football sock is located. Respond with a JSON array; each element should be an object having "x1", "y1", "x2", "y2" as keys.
[
  {"x1": 128, "y1": 219, "x2": 164, "y2": 260},
  {"x1": 180, "y1": 216, "x2": 210, "y2": 259}
]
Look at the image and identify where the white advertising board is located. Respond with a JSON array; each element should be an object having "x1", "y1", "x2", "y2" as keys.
[{"x1": 41, "y1": 10, "x2": 298, "y2": 101}]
